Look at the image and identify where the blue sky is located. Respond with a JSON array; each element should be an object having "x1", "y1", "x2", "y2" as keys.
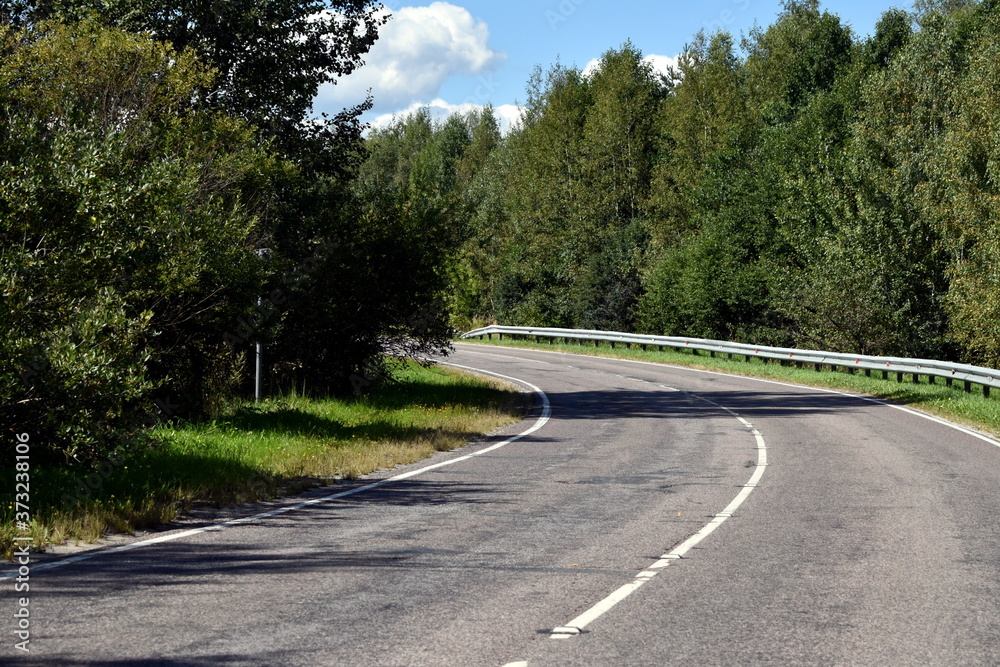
[{"x1": 314, "y1": 0, "x2": 910, "y2": 132}]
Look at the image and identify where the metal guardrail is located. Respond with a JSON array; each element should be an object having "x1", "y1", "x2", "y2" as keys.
[{"x1": 460, "y1": 325, "x2": 1000, "y2": 398}]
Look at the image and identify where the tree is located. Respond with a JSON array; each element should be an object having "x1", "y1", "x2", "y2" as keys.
[
  {"x1": 455, "y1": 106, "x2": 502, "y2": 194},
  {"x1": 926, "y1": 10, "x2": 1000, "y2": 364},
  {"x1": 19, "y1": 0, "x2": 468, "y2": 395},
  {"x1": 864, "y1": 8, "x2": 912, "y2": 68},
  {"x1": 581, "y1": 43, "x2": 663, "y2": 228},
  {"x1": 641, "y1": 4, "x2": 857, "y2": 343},
  {"x1": 0, "y1": 21, "x2": 281, "y2": 462},
  {"x1": 741, "y1": 0, "x2": 854, "y2": 122},
  {"x1": 646, "y1": 30, "x2": 745, "y2": 247},
  {"x1": 448, "y1": 111, "x2": 513, "y2": 330},
  {"x1": 493, "y1": 63, "x2": 592, "y2": 327},
  {"x1": 12, "y1": 0, "x2": 388, "y2": 144},
  {"x1": 572, "y1": 44, "x2": 663, "y2": 330},
  {"x1": 834, "y1": 6, "x2": 979, "y2": 358}
]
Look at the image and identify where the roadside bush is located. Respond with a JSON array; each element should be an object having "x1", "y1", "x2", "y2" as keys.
[{"x1": 0, "y1": 21, "x2": 281, "y2": 463}]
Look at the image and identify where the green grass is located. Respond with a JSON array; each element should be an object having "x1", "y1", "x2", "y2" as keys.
[
  {"x1": 462, "y1": 336, "x2": 1000, "y2": 438},
  {"x1": 1, "y1": 361, "x2": 526, "y2": 559}
]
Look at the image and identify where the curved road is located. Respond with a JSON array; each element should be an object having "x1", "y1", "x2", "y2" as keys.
[{"x1": 10, "y1": 343, "x2": 1000, "y2": 665}]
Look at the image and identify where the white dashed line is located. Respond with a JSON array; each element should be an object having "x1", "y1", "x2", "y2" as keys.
[{"x1": 549, "y1": 389, "x2": 767, "y2": 639}]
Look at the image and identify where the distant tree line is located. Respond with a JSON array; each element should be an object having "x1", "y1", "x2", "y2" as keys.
[{"x1": 372, "y1": 0, "x2": 1000, "y2": 371}]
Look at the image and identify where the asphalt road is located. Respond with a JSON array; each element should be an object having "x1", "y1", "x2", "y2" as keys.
[{"x1": 6, "y1": 343, "x2": 1000, "y2": 665}]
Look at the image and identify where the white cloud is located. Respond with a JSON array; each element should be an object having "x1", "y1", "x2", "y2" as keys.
[
  {"x1": 583, "y1": 54, "x2": 680, "y2": 81},
  {"x1": 317, "y1": 2, "x2": 506, "y2": 113},
  {"x1": 643, "y1": 54, "x2": 680, "y2": 81},
  {"x1": 368, "y1": 99, "x2": 523, "y2": 136}
]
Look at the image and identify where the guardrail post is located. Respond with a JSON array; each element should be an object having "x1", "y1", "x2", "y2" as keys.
[
  {"x1": 928, "y1": 375, "x2": 934, "y2": 385},
  {"x1": 964, "y1": 380, "x2": 972, "y2": 393},
  {"x1": 865, "y1": 369, "x2": 871, "y2": 377},
  {"x1": 946, "y1": 377, "x2": 953, "y2": 388},
  {"x1": 985, "y1": 386, "x2": 991, "y2": 398},
  {"x1": 883, "y1": 370, "x2": 889, "y2": 380},
  {"x1": 815, "y1": 363, "x2": 822, "y2": 372},
  {"x1": 897, "y1": 371, "x2": 904, "y2": 383},
  {"x1": 912, "y1": 374, "x2": 920, "y2": 384}
]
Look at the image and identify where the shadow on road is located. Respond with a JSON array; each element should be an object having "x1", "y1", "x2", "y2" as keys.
[{"x1": 539, "y1": 386, "x2": 868, "y2": 422}]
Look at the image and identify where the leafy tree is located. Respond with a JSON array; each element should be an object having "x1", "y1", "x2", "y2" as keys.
[
  {"x1": 493, "y1": 63, "x2": 592, "y2": 327},
  {"x1": 449, "y1": 113, "x2": 515, "y2": 330},
  {"x1": 0, "y1": 21, "x2": 281, "y2": 462},
  {"x1": 572, "y1": 44, "x2": 663, "y2": 329},
  {"x1": 581, "y1": 43, "x2": 662, "y2": 227},
  {"x1": 646, "y1": 30, "x2": 745, "y2": 247},
  {"x1": 453, "y1": 48, "x2": 666, "y2": 331},
  {"x1": 835, "y1": 7, "x2": 977, "y2": 357},
  {"x1": 11, "y1": 0, "x2": 388, "y2": 144},
  {"x1": 865, "y1": 8, "x2": 912, "y2": 68},
  {"x1": 334, "y1": 109, "x2": 482, "y2": 389},
  {"x1": 740, "y1": 0, "x2": 854, "y2": 123},
  {"x1": 642, "y1": 4, "x2": 855, "y2": 343},
  {"x1": 455, "y1": 106, "x2": 502, "y2": 194},
  {"x1": 927, "y1": 10, "x2": 1000, "y2": 364},
  {"x1": 432, "y1": 0, "x2": 1000, "y2": 369}
]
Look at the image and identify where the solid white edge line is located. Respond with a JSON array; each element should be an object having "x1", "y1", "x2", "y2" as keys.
[
  {"x1": 457, "y1": 343, "x2": 1000, "y2": 450},
  {"x1": 0, "y1": 363, "x2": 551, "y2": 579},
  {"x1": 548, "y1": 387, "x2": 767, "y2": 638}
]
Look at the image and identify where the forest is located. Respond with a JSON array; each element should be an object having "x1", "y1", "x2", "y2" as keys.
[
  {"x1": 4, "y1": 0, "x2": 1000, "y2": 465},
  {"x1": 382, "y1": 0, "x2": 1000, "y2": 369}
]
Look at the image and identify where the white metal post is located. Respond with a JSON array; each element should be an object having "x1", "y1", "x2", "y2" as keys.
[
  {"x1": 255, "y1": 295, "x2": 263, "y2": 403},
  {"x1": 253, "y1": 246, "x2": 271, "y2": 403}
]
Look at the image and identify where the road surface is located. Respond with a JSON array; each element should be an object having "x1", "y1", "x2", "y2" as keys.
[{"x1": 6, "y1": 343, "x2": 1000, "y2": 665}]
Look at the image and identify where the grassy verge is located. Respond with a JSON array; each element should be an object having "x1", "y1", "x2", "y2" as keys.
[
  {"x1": 461, "y1": 337, "x2": 1000, "y2": 438},
  {"x1": 1, "y1": 361, "x2": 526, "y2": 560}
]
